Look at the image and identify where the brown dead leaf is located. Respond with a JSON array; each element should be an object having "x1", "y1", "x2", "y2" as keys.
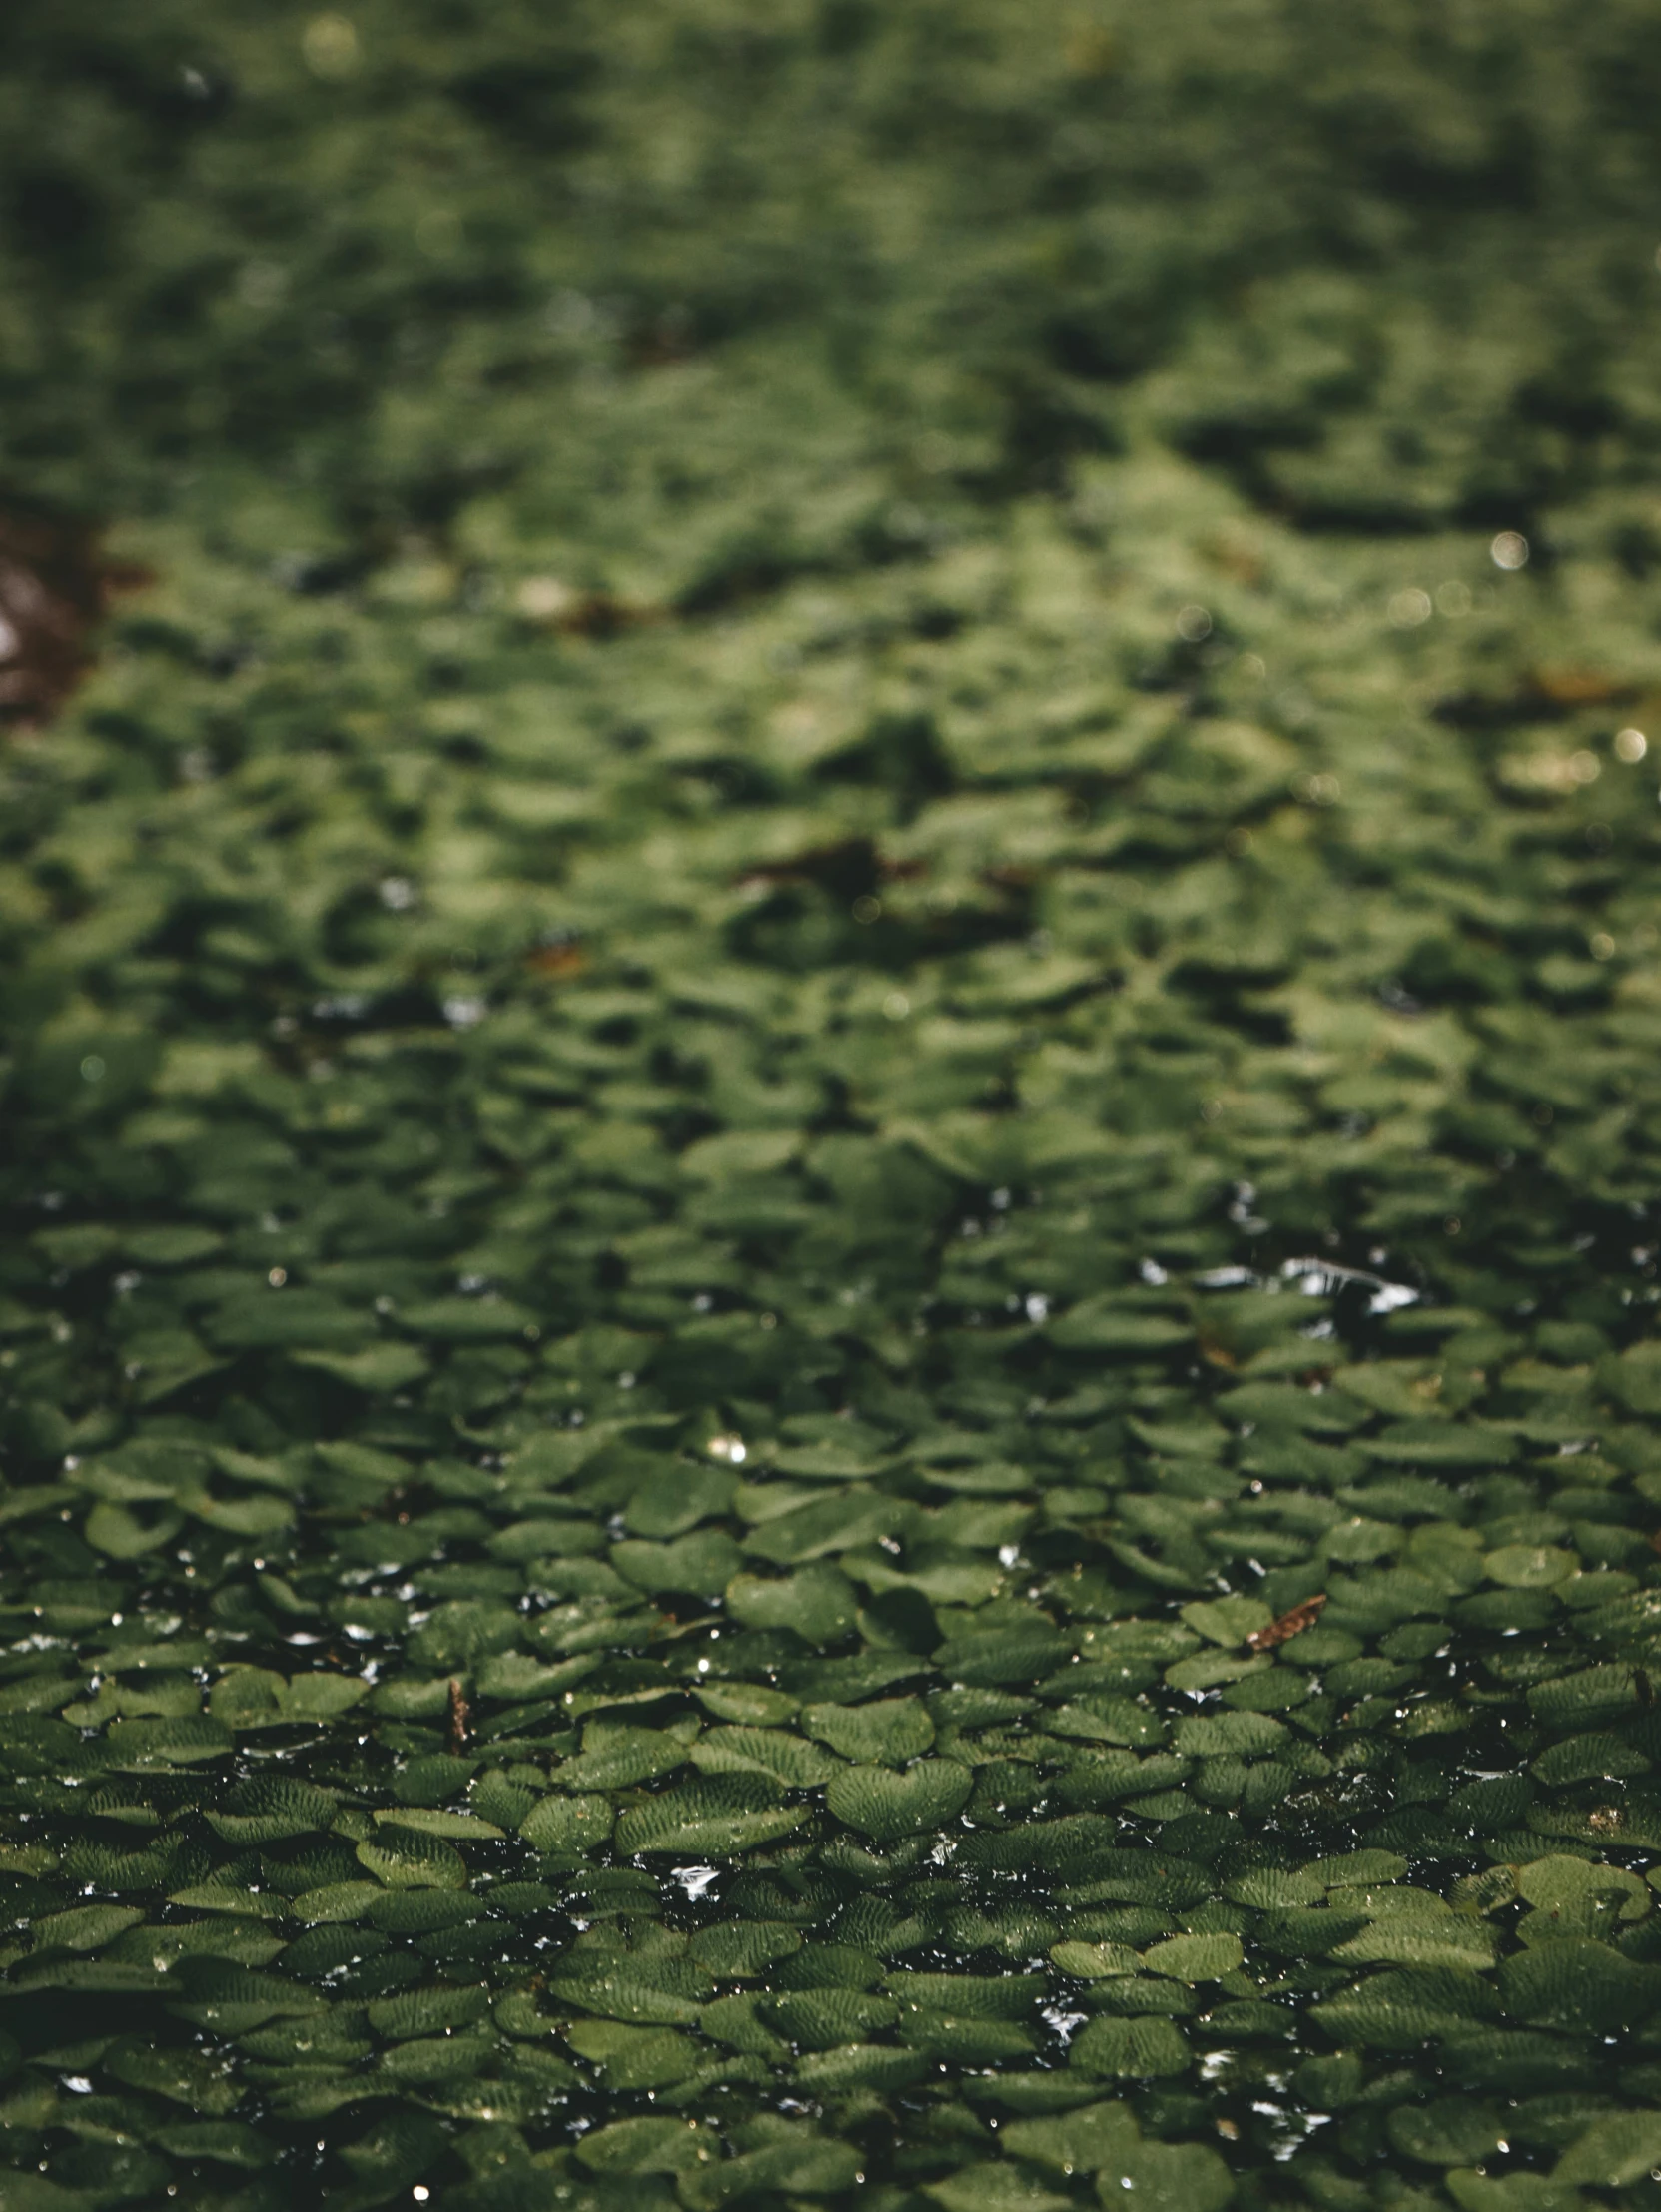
[
  {"x1": 1529, "y1": 665, "x2": 1635, "y2": 707},
  {"x1": 527, "y1": 941, "x2": 587, "y2": 981},
  {"x1": 0, "y1": 505, "x2": 151, "y2": 727},
  {"x1": 1246, "y1": 1593, "x2": 1327, "y2": 1652}
]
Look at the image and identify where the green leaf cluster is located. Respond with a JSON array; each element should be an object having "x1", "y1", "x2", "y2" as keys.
[{"x1": 3, "y1": 2, "x2": 1661, "y2": 2208}]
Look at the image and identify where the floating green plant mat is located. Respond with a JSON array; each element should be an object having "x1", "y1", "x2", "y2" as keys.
[{"x1": 6, "y1": 4, "x2": 1661, "y2": 2209}]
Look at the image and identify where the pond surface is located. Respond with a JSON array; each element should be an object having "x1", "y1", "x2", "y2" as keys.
[{"x1": 5, "y1": 3, "x2": 1661, "y2": 2206}]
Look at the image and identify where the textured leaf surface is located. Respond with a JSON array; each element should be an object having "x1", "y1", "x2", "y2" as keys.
[
  {"x1": 3, "y1": 6, "x2": 1661, "y2": 2205},
  {"x1": 612, "y1": 1778, "x2": 809, "y2": 1857},
  {"x1": 824, "y1": 1761, "x2": 972, "y2": 1842}
]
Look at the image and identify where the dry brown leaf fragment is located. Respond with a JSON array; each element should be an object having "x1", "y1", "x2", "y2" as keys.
[
  {"x1": 1246, "y1": 1594, "x2": 1327, "y2": 1652},
  {"x1": 0, "y1": 506, "x2": 150, "y2": 727},
  {"x1": 1529, "y1": 664, "x2": 1633, "y2": 706},
  {"x1": 527, "y1": 940, "x2": 586, "y2": 980}
]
